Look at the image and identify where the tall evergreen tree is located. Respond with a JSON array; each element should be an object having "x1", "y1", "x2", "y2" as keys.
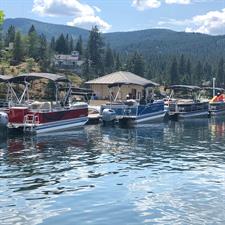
[
  {"x1": 55, "y1": 34, "x2": 67, "y2": 54},
  {"x1": 170, "y1": 57, "x2": 179, "y2": 85},
  {"x1": 128, "y1": 52, "x2": 145, "y2": 76},
  {"x1": 50, "y1": 37, "x2": 56, "y2": 51},
  {"x1": 115, "y1": 53, "x2": 122, "y2": 71},
  {"x1": 69, "y1": 36, "x2": 74, "y2": 53},
  {"x1": 193, "y1": 61, "x2": 203, "y2": 85},
  {"x1": 38, "y1": 34, "x2": 49, "y2": 70},
  {"x1": 12, "y1": 31, "x2": 24, "y2": 63},
  {"x1": 87, "y1": 26, "x2": 104, "y2": 76},
  {"x1": 178, "y1": 54, "x2": 186, "y2": 83},
  {"x1": 217, "y1": 57, "x2": 225, "y2": 87},
  {"x1": 5, "y1": 25, "x2": 15, "y2": 46},
  {"x1": 28, "y1": 24, "x2": 36, "y2": 35},
  {"x1": 65, "y1": 34, "x2": 69, "y2": 54},
  {"x1": 27, "y1": 25, "x2": 39, "y2": 59},
  {"x1": 76, "y1": 35, "x2": 83, "y2": 55},
  {"x1": 186, "y1": 58, "x2": 192, "y2": 84},
  {"x1": 104, "y1": 44, "x2": 114, "y2": 73}
]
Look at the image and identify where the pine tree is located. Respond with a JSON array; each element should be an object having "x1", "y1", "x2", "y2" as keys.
[
  {"x1": 193, "y1": 61, "x2": 203, "y2": 85},
  {"x1": 87, "y1": 26, "x2": 104, "y2": 76},
  {"x1": 115, "y1": 53, "x2": 122, "y2": 71},
  {"x1": 69, "y1": 36, "x2": 74, "y2": 53},
  {"x1": 104, "y1": 44, "x2": 114, "y2": 73},
  {"x1": 129, "y1": 52, "x2": 145, "y2": 76},
  {"x1": 50, "y1": 37, "x2": 56, "y2": 51},
  {"x1": 178, "y1": 54, "x2": 186, "y2": 83},
  {"x1": 0, "y1": 10, "x2": 4, "y2": 52},
  {"x1": 65, "y1": 34, "x2": 69, "y2": 54},
  {"x1": 186, "y1": 58, "x2": 192, "y2": 84},
  {"x1": 170, "y1": 57, "x2": 179, "y2": 85},
  {"x1": 28, "y1": 25, "x2": 36, "y2": 35},
  {"x1": 217, "y1": 57, "x2": 225, "y2": 87},
  {"x1": 55, "y1": 34, "x2": 67, "y2": 54},
  {"x1": 5, "y1": 25, "x2": 15, "y2": 46},
  {"x1": 38, "y1": 34, "x2": 49, "y2": 71},
  {"x1": 76, "y1": 35, "x2": 83, "y2": 55},
  {"x1": 12, "y1": 31, "x2": 24, "y2": 64},
  {"x1": 27, "y1": 25, "x2": 39, "y2": 59}
]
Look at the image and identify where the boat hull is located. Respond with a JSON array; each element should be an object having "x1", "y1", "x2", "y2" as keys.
[
  {"x1": 209, "y1": 102, "x2": 225, "y2": 116},
  {"x1": 7, "y1": 105, "x2": 88, "y2": 134},
  {"x1": 119, "y1": 110, "x2": 166, "y2": 126},
  {"x1": 168, "y1": 101, "x2": 209, "y2": 120},
  {"x1": 169, "y1": 110, "x2": 209, "y2": 120}
]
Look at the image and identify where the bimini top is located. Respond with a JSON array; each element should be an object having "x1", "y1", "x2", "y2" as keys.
[
  {"x1": 85, "y1": 71, "x2": 159, "y2": 87},
  {"x1": 203, "y1": 87, "x2": 224, "y2": 92},
  {"x1": 8, "y1": 73, "x2": 70, "y2": 83},
  {"x1": 0, "y1": 75, "x2": 13, "y2": 82},
  {"x1": 169, "y1": 85, "x2": 201, "y2": 90}
]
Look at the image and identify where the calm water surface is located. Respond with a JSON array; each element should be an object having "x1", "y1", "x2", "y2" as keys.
[{"x1": 1, "y1": 117, "x2": 225, "y2": 225}]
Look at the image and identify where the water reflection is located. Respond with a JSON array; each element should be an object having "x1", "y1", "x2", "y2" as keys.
[{"x1": 1, "y1": 119, "x2": 225, "y2": 224}]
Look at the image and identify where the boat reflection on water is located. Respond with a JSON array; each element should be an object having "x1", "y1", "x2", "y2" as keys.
[
  {"x1": 1, "y1": 128, "x2": 89, "y2": 165},
  {"x1": 210, "y1": 115, "x2": 225, "y2": 138}
]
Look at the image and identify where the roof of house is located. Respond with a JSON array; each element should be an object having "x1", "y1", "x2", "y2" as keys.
[
  {"x1": 85, "y1": 71, "x2": 158, "y2": 87},
  {"x1": 54, "y1": 54, "x2": 79, "y2": 61}
]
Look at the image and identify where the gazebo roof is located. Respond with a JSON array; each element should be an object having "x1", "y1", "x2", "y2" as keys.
[{"x1": 85, "y1": 71, "x2": 158, "y2": 87}]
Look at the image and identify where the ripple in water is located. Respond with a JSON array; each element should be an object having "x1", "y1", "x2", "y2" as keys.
[{"x1": 1, "y1": 118, "x2": 225, "y2": 224}]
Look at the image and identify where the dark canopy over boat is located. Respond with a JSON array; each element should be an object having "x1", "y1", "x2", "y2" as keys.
[
  {"x1": 168, "y1": 85, "x2": 201, "y2": 90},
  {"x1": 8, "y1": 73, "x2": 70, "y2": 83},
  {"x1": 0, "y1": 75, "x2": 13, "y2": 82}
]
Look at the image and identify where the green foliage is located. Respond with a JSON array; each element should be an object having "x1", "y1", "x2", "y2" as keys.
[
  {"x1": 104, "y1": 44, "x2": 114, "y2": 73},
  {"x1": 87, "y1": 26, "x2": 105, "y2": 76},
  {"x1": 27, "y1": 25, "x2": 39, "y2": 59},
  {"x1": 127, "y1": 52, "x2": 145, "y2": 76},
  {"x1": 170, "y1": 58, "x2": 179, "y2": 85},
  {"x1": 5, "y1": 25, "x2": 15, "y2": 46},
  {"x1": 0, "y1": 10, "x2": 4, "y2": 25},
  {"x1": 12, "y1": 31, "x2": 24, "y2": 64},
  {"x1": 217, "y1": 57, "x2": 225, "y2": 87},
  {"x1": 76, "y1": 35, "x2": 83, "y2": 56}
]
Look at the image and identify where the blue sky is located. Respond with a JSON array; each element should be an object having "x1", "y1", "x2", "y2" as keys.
[{"x1": 1, "y1": 0, "x2": 225, "y2": 34}]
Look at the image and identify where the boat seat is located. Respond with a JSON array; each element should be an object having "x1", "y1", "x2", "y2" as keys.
[{"x1": 30, "y1": 101, "x2": 51, "y2": 112}]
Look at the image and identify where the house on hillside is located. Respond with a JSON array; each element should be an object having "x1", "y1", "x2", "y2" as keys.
[
  {"x1": 85, "y1": 71, "x2": 158, "y2": 100},
  {"x1": 53, "y1": 51, "x2": 84, "y2": 72}
]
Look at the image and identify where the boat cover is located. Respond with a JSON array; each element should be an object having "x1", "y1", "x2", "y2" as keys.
[{"x1": 8, "y1": 73, "x2": 70, "y2": 83}]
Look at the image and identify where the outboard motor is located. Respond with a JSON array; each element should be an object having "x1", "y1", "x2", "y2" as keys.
[
  {"x1": 102, "y1": 108, "x2": 116, "y2": 125},
  {"x1": 0, "y1": 112, "x2": 8, "y2": 127}
]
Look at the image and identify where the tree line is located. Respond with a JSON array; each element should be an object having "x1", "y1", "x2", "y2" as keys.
[{"x1": 0, "y1": 23, "x2": 225, "y2": 87}]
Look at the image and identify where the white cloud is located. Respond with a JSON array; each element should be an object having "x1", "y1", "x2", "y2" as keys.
[
  {"x1": 132, "y1": 0, "x2": 161, "y2": 11},
  {"x1": 32, "y1": 0, "x2": 111, "y2": 31},
  {"x1": 93, "y1": 6, "x2": 101, "y2": 13},
  {"x1": 165, "y1": 0, "x2": 191, "y2": 4},
  {"x1": 132, "y1": 0, "x2": 193, "y2": 10},
  {"x1": 32, "y1": 0, "x2": 94, "y2": 17},
  {"x1": 67, "y1": 16, "x2": 111, "y2": 32},
  {"x1": 186, "y1": 8, "x2": 225, "y2": 35}
]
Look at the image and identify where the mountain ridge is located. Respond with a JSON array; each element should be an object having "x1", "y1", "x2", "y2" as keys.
[{"x1": 3, "y1": 18, "x2": 225, "y2": 60}]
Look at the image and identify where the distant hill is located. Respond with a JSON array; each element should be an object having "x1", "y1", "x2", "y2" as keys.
[
  {"x1": 3, "y1": 18, "x2": 225, "y2": 61},
  {"x1": 3, "y1": 18, "x2": 90, "y2": 41}
]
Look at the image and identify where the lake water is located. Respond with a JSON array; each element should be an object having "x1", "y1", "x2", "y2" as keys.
[{"x1": 1, "y1": 117, "x2": 225, "y2": 225}]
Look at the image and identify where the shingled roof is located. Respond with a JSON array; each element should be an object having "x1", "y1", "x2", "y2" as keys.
[{"x1": 85, "y1": 71, "x2": 158, "y2": 87}]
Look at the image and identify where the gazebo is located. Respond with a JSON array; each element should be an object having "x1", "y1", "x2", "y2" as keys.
[{"x1": 85, "y1": 71, "x2": 158, "y2": 100}]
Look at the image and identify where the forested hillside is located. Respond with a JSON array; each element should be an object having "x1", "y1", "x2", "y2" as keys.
[{"x1": 1, "y1": 18, "x2": 225, "y2": 87}]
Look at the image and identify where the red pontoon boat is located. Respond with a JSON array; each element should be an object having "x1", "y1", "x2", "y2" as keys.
[{"x1": 6, "y1": 73, "x2": 88, "y2": 134}]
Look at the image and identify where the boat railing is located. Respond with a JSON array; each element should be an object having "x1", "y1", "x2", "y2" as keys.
[{"x1": 169, "y1": 101, "x2": 209, "y2": 113}]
